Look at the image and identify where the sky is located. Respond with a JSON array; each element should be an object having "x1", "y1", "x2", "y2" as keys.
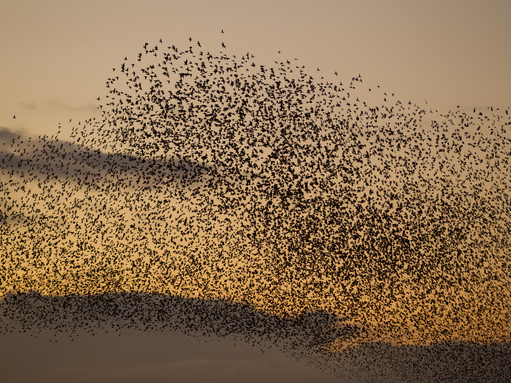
[
  {"x1": 1, "y1": 1, "x2": 511, "y2": 382},
  {"x1": 2, "y1": 0, "x2": 511, "y2": 139}
]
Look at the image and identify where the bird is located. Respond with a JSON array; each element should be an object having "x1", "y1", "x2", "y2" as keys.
[{"x1": 0, "y1": 35, "x2": 509, "y2": 383}]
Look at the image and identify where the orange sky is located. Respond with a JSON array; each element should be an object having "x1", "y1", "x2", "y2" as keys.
[{"x1": 1, "y1": 1, "x2": 511, "y2": 381}]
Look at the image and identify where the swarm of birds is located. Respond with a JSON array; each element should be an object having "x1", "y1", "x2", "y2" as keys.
[{"x1": 1, "y1": 35, "x2": 511, "y2": 381}]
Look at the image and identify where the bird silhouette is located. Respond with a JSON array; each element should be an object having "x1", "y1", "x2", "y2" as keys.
[{"x1": 0, "y1": 35, "x2": 510, "y2": 383}]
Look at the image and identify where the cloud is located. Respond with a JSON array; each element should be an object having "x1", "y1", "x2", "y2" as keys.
[
  {"x1": 0, "y1": 126, "x2": 24, "y2": 144},
  {"x1": 0, "y1": 135, "x2": 212, "y2": 185},
  {"x1": 47, "y1": 100, "x2": 97, "y2": 113},
  {"x1": 19, "y1": 101, "x2": 37, "y2": 110},
  {"x1": 32, "y1": 355, "x2": 340, "y2": 383},
  {"x1": 0, "y1": 292, "x2": 355, "y2": 382},
  {"x1": 1, "y1": 330, "x2": 342, "y2": 383}
]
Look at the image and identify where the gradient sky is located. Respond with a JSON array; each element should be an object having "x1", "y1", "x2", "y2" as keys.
[
  {"x1": 1, "y1": 1, "x2": 511, "y2": 382},
  {"x1": 2, "y1": 0, "x2": 511, "y2": 139}
]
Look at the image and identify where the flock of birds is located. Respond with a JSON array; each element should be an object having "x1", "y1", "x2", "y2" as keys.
[{"x1": 1, "y1": 35, "x2": 511, "y2": 381}]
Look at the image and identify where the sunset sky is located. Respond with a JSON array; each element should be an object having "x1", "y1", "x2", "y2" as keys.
[
  {"x1": 1, "y1": 1, "x2": 511, "y2": 382},
  {"x1": 2, "y1": 0, "x2": 511, "y2": 139}
]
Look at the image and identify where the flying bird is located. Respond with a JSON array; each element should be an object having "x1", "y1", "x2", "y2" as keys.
[{"x1": 0, "y1": 35, "x2": 509, "y2": 383}]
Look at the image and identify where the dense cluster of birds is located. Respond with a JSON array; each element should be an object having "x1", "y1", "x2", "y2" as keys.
[{"x1": 1, "y1": 35, "x2": 511, "y2": 381}]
